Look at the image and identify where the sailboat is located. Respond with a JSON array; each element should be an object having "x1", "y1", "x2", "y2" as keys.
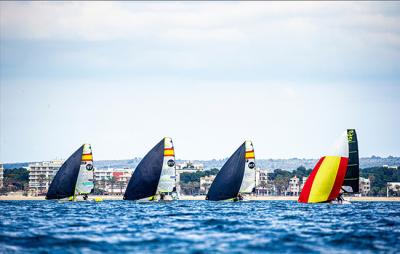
[
  {"x1": 298, "y1": 129, "x2": 359, "y2": 204},
  {"x1": 206, "y1": 141, "x2": 256, "y2": 201},
  {"x1": 123, "y1": 137, "x2": 177, "y2": 201},
  {"x1": 46, "y1": 144, "x2": 97, "y2": 201}
]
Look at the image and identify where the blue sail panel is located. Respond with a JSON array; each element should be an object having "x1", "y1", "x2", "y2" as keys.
[
  {"x1": 123, "y1": 139, "x2": 164, "y2": 200},
  {"x1": 206, "y1": 143, "x2": 246, "y2": 201},
  {"x1": 46, "y1": 145, "x2": 84, "y2": 200}
]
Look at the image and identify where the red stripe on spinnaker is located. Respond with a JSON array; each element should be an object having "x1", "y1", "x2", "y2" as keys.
[
  {"x1": 327, "y1": 157, "x2": 349, "y2": 201},
  {"x1": 298, "y1": 157, "x2": 325, "y2": 203},
  {"x1": 164, "y1": 148, "x2": 174, "y2": 150}
]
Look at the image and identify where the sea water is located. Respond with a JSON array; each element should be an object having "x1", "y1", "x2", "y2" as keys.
[{"x1": 0, "y1": 201, "x2": 399, "y2": 253}]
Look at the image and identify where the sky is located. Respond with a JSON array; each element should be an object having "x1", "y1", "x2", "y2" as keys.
[{"x1": 0, "y1": 2, "x2": 399, "y2": 163}]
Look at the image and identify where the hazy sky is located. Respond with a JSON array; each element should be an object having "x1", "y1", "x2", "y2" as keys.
[{"x1": 1, "y1": 2, "x2": 399, "y2": 163}]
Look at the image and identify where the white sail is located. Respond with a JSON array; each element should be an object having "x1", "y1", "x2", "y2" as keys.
[
  {"x1": 329, "y1": 131, "x2": 349, "y2": 158},
  {"x1": 239, "y1": 140, "x2": 256, "y2": 194},
  {"x1": 157, "y1": 137, "x2": 176, "y2": 193},
  {"x1": 75, "y1": 144, "x2": 94, "y2": 195}
]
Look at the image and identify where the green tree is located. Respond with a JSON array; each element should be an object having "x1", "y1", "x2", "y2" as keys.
[{"x1": 108, "y1": 176, "x2": 117, "y2": 195}]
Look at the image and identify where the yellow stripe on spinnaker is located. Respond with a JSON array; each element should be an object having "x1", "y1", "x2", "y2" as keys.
[
  {"x1": 164, "y1": 150, "x2": 174, "y2": 156},
  {"x1": 82, "y1": 154, "x2": 93, "y2": 161},
  {"x1": 308, "y1": 156, "x2": 341, "y2": 203}
]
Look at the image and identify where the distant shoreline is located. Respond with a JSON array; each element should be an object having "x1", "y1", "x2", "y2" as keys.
[{"x1": 1, "y1": 195, "x2": 399, "y2": 202}]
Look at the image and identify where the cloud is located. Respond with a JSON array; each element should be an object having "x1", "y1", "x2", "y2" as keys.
[{"x1": 1, "y1": 2, "x2": 399, "y2": 45}]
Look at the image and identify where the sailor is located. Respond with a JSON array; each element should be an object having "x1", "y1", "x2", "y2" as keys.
[
  {"x1": 83, "y1": 194, "x2": 88, "y2": 201},
  {"x1": 237, "y1": 193, "x2": 244, "y2": 201},
  {"x1": 336, "y1": 193, "x2": 344, "y2": 204},
  {"x1": 160, "y1": 193, "x2": 165, "y2": 201}
]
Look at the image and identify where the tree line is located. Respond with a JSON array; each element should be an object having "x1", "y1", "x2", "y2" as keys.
[{"x1": 2, "y1": 166, "x2": 399, "y2": 196}]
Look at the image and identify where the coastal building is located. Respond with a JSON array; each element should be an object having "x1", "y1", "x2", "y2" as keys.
[
  {"x1": 176, "y1": 161, "x2": 204, "y2": 170},
  {"x1": 288, "y1": 176, "x2": 300, "y2": 196},
  {"x1": 28, "y1": 160, "x2": 64, "y2": 195},
  {"x1": 94, "y1": 168, "x2": 133, "y2": 195},
  {"x1": 387, "y1": 182, "x2": 400, "y2": 197},
  {"x1": 255, "y1": 168, "x2": 270, "y2": 195},
  {"x1": 0, "y1": 163, "x2": 3, "y2": 189},
  {"x1": 383, "y1": 165, "x2": 399, "y2": 169},
  {"x1": 359, "y1": 177, "x2": 371, "y2": 196},
  {"x1": 176, "y1": 161, "x2": 204, "y2": 193},
  {"x1": 199, "y1": 175, "x2": 215, "y2": 194}
]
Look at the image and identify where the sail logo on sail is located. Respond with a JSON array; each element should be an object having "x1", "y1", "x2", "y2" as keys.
[
  {"x1": 167, "y1": 159, "x2": 175, "y2": 167},
  {"x1": 347, "y1": 129, "x2": 354, "y2": 142}
]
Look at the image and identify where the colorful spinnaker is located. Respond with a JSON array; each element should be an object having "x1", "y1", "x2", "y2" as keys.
[
  {"x1": 206, "y1": 141, "x2": 256, "y2": 201},
  {"x1": 123, "y1": 137, "x2": 176, "y2": 201},
  {"x1": 46, "y1": 144, "x2": 94, "y2": 200},
  {"x1": 298, "y1": 129, "x2": 359, "y2": 203}
]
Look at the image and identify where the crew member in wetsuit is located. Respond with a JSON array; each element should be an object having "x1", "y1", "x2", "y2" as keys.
[
  {"x1": 336, "y1": 192, "x2": 344, "y2": 203},
  {"x1": 160, "y1": 193, "x2": 165, "y2": 201}
]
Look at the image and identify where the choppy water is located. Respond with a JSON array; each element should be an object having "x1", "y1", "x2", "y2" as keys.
[{"x1": 0, "y1": 201, "x2": 399, "y2": 253}]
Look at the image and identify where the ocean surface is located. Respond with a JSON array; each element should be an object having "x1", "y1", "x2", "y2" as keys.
[{"x1": 0, "y1": 201, "x2": 399, "y2": 253}]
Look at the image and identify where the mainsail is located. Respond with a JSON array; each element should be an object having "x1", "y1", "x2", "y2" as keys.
[
  {"x1": 75, "y1": 144, "x2": 94, "y2": 195},
  {"x1": 239, "y1": 141, "x2": 256, "y2": 194},
  {"x1": 46, "y1": 145, "x2": 84, "y2": 200},
  {"x1": 342, "y1": 129, "x2": 359, "y2": 193},
  {"x1": 298, "y1": 130, "x2": 359, "y2": 203},
  {"x1": 157, "y1": 138, "x2": 176, "y2": 193},
  {"x1": 124, "y1": 138, "x2": 173, "y2": 201},
  {"x1": 206, "y1": 142, "x2": 246, "y2": 201}
]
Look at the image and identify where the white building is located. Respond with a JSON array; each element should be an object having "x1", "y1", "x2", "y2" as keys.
[
  {"x1": 288, "y1": 176, "x2": 300, "y2": 196},
  {"x1": 0, "y1": 163, "x2": 3, "y2": 189},
  {"x1": 387, "y1": 182, "x2": 400, "y2": 197},
  {"x1": 94, "y1": 168, "x2": 133, "y2": 195},
  {"x1": 359, "y1": 177, "x2": 371, "y2": 196},
  {"x1": 255, "y1": 168, "x2": 270, "y2": 195},
  {"x1": 175, "y1": 161, "x2": 204, "y2": 193},
  {"x1": 199, "y1": 175, "x2": 215, "y2": 194},
  {"x1": 176, "y1": 161, "x2": 203, "y2": 170},
  {"x1": 383, "y1": 165, "x2": 399, "y2": 169},
  {"x1": 28, "y1": 160, "x2": 64, "y2": 195}
]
